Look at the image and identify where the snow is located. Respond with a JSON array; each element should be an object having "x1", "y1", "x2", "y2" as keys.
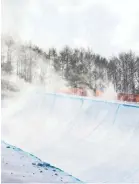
[
  {"x1": 1, "y1": 85, "x2": 139, "y2": 183},
  {"x1": 1, "y1": 141, "x2": 82, "y2": 183}
]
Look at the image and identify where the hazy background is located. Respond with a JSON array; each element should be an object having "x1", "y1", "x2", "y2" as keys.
[
  {"x1": 1, "y1": 0, "x2": 139, "y2": 101},
  {"x1": 2, "y1": 0, "x2": 139, "y2": 57}
]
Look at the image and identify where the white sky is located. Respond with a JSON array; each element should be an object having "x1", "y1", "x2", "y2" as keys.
[{"x1": 1, "y1": 0, "x2": 139, "y2": 57}]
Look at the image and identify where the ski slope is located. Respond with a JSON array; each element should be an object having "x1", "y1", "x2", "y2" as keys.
[
  {"x1": 2, "y1": 88, "x2": 139, "y2": 183},
  {"x1": 1, "y1": 141, "x2": 82, "y2": 183}
]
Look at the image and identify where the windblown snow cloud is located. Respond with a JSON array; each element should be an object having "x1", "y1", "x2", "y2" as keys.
[{"x1": 2, "y1": 0, "x2": 139, "y2": 57}]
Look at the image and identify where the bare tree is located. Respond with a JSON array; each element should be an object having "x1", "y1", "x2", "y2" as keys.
[{"x1": 1, "y1": 36, "x2": 14, "y2": 74}]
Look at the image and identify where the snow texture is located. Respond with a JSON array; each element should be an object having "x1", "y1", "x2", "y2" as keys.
[{"x1": 1, "y1": 141, "x2": 82, "y2": 183}]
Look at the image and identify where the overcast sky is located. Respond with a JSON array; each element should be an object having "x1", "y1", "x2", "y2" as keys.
[{"x1": 2, "y1": 0, "x2": 139, "y2": 57}]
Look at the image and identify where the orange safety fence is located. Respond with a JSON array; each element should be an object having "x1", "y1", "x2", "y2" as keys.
[
  {"x1": 96, "y1": 90, "x2": 104, "y2": 97},
  {"x1": 58, "y1": 88, "x2": 87, "y2": 97}
]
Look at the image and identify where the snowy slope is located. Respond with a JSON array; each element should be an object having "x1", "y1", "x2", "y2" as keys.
[
  {"x1": 2, "y1": 90, "x2": 139, "y2": 183},
  {"x1": 1, "y1": 141, "x2": 82, "y2": 183}
]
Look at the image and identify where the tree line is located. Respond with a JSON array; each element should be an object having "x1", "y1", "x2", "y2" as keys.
[{"x1": 1, "y1": 35, "x2": 139, "y2": 95}]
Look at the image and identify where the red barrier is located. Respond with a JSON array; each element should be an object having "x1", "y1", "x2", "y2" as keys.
[{"x1": 117, "y1": 93, "x2": 139, "y2": 102}]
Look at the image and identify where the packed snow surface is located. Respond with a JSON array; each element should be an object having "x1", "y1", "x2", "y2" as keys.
[{"x1": 1, "y1": 141, "x2": 82, "y2": 183}]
